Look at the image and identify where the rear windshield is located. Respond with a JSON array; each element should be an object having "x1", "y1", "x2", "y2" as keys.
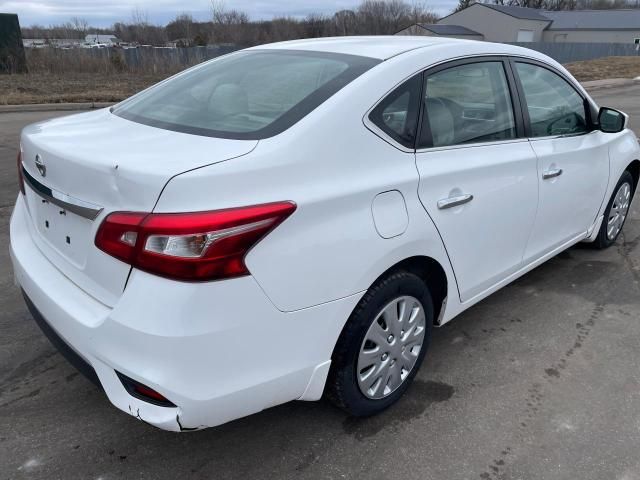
[{"x1": 112, "y1": 50, "x2": 379, "y2": 139}]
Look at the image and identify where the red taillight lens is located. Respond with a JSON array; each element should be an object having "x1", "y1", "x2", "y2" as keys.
[
  {"x1": 95, "y1": 202, "x2": 296, "y2": 281},
  {"x1": 17, "y1": 150, "x2": 25, "y2": 195},
  {"x1": 94, "y1": 212, "x2": 147, "y2": 263}
]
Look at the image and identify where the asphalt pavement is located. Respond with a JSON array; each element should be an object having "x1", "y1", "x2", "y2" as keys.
[{"x1": 0, "y1": 87, "x2": 639, "y2": 480}]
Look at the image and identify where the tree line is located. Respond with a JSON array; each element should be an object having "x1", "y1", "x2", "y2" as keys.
[
  {"x1": 21, "y1": 0, "x2": 640, "y2": 47},
  {"x1": 456, "y1": 0, "x2": 640, "y2": 11},
  {"x1": 22, "y1": 0, "x2": 437, "y2": 46}
]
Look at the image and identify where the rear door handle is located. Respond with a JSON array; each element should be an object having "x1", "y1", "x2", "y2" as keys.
[
  {"x1": 437, "y1": 194, "x2": 473, "y2": 210},
  {"x1": 542, "y1": 168, "x2": 563, "y2": 180}
]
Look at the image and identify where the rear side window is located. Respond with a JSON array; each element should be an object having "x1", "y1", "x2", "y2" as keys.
[
  {"x1": 112, "y1": 50, "x2": 379, "y2": 140},
  {"x1": 368, "y1": 75, "x2": 422, "y2": 149},
  {"x1": 419, "y1": 61, "x2": 517, "y2": 149},
  {"x1": 514, "y1": 62, "x2": 588, "y2": 137}
]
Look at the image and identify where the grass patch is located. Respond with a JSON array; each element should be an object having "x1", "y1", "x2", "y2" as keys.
[
  {"x1": 564, "y1": 56, "x2": 640, "y2": 82},
  {"x1": 0, "y1": 72, "x2": 171, "y2": 105}
]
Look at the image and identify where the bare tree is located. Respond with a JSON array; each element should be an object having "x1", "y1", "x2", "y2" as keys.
[
  {"x1": 131, "y1": 7, "x2": 150, "y2": 27},
  {"x1": 485, "y1": 0, "x2": 580, "y2": 9},
  {"x1": 333, "y1": 10, "x2": 358, "y2": 35},
  {"x1": 268, "y1": 17, "x2": 304, "y2": 42},
  {"x1": 210, "y1": 0, "x2": 250, "y2": 43},
  {"x1": 71, "y1": 17, "x2": 89, "y2": 38},
  {"x1": 574, "y1": 0, "x2": 633, "y2": 8},
  {"x1": 355, "y1": 0, "x2": 434, "y2": 35},
  {"x1": 454, "y1": 0, "x2": 474, "y2": 12},
  {"x1": 166, "y1": 13, "x2": 195, "y2": 42},
  {"x1": 409, "y1": 1, "x2": 439, "y2": 24},
  {"x1": 24, "y1": 0, "x2": 454, "y2": 48},
  {"x1": 122, "y1": 7, "x2": 168, "y2": 45},
  {"x1": 211, "y1": 0, "x2": 249, "y2": 25}
]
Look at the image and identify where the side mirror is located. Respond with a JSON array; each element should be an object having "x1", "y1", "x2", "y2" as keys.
[{"x1": 598, "y1": 107, "x2": 628, "y2": 133}]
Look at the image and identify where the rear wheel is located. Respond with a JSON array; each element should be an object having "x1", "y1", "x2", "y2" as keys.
[
  {"x1": 593, "y1": 171, "x2": 634, "y2": 249},
  {"x1": 325, "y1": 271, "x2": 433, "y2": 416}
]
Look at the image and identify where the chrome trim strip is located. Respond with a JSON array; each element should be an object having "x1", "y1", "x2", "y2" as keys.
[
  {"x1": 21, "y1": 165, "x2": 104, "y2": 221},
  {"x1": 528, "y1": 130, "x2": 596, "y2": 142},
  {"x1": 415, "y1": 137, "x2": 528, "y2": 154}
]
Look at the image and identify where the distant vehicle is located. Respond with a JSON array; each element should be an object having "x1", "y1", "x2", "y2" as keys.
[{"x1": 11, "y1": 37, "x2": 638, "y2": 431}]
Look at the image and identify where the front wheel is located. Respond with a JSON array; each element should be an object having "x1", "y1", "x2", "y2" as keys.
[
  {"x1": 593, "y1": 170, "x2": 635, "y2": 249},
  {"x1": 325, "y1": 271, "x2": 433, "y2": 417}
]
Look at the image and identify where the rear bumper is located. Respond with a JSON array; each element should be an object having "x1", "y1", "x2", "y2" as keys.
[
  {"x1": 22, "y1": 292, "x2": 102, "y2": 389},
  {"x1": 10, "y1": 195, "x2": 361, "y2": 431}
]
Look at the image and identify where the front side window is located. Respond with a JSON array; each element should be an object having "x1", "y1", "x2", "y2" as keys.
[
  {"x1": 419, "y1": 61, "x2": 517, "y2": 148},
  {"x1": 112, "y1": 50, "x2": 379, "y2": 139},
  {"x1": 515, "y1": 62, "x2": 588, "y2": 138}
]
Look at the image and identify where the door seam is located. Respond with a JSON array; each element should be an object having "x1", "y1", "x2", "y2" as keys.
[
  {"x1": 412, "y1": 153, "x2": 463, "y2": 302},
  {"x1": 520, "y1": 139, "x2": 542, "y2": 265}
]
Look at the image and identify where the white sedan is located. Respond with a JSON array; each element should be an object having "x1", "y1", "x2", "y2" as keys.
[{"x1": 10, "y1": 37, "x2": 638, "y2": 431}]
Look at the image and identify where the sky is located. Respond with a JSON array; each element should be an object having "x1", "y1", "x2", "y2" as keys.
[{"x1": 0, "y1": 0, "x2": 458, "y2": 28}]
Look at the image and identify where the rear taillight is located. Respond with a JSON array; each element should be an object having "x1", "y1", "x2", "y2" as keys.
[
  {"x1": 17, "y1": 150, "x2": 25, "y2": 195},
  {"x1": 95, "y1": 202, "x2": 296, "y2": 281}
]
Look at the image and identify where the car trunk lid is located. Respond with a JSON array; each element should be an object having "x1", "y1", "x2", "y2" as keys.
[{"x1": 20, "y1": 109, "x2": 258, "y2": 307}]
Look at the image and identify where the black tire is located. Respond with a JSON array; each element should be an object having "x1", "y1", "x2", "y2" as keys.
[
  {"x1": 325, "y1": 270, "x2": 433, "y2": 417},
  {"x1": 592, "y1": 170, "x2": 635, "y2": 249}
]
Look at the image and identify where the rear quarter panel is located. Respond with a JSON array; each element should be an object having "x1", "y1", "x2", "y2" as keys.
[{"x1": 154, "y1": 52, "x2": 458, "y2": 313}]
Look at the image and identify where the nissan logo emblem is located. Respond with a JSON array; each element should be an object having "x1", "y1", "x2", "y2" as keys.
[{"x1": 35, "y1": 154, "x2": 46, "y2": 177}]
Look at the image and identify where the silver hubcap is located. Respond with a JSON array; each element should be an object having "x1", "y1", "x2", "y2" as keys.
[
  {"x1": 357, "y1": 296, "x2": 426, "y2": 400},
  {"x1": 607, "y1": 182, "x2": 632, "y2": 240}
]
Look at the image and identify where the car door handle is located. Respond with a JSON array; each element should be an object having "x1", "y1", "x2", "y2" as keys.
[
  {"x1": 542, "y1": 168, "x2": 563, "y2": 180},
  {"x1": 437, "y1": 194, "x2": 474, "y2": 210}
]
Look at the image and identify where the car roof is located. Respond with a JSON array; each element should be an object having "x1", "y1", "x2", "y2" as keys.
[{"x1": 249, "y1": 36, "x2": 468, "y2": 60}]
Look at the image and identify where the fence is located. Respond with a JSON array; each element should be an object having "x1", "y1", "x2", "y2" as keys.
[
  {"x1": 508, "y1": 42, "x2": 640, "y2": 64},
  {"x1": 21, "y1": 41, "x2": 640, "y2": 74},
  {"x1": 24, "y1": 45, "x2": 240, "y2": 74},
  {"x1": 117, "y1": 45, "x2": 238, "y2": 71}
]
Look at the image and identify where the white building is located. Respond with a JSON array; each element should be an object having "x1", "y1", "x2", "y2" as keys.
[
  {"x1": 22, "y1": 38, "x2": 83, "y2": 48},
  {"x1": 84, "y1": 34, "x2": 120, "y2": 46}
]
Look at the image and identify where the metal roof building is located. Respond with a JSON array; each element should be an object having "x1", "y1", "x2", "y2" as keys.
[
  {"x1": 401, "y1": 4, "x2": 640, "y2": 44},
  {"x1": 395, "y1": 23, "x2": 484, "y2": 40},
  {"x1": 84, "y1": 34, "x2": 121, "y2": 45}
]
